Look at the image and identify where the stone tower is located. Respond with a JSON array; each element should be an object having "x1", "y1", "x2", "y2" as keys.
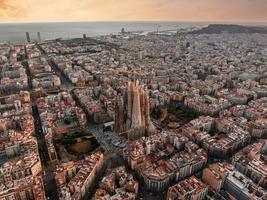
[{"x1": 114, "y1": 80, "x2": 155, "y2": 140}]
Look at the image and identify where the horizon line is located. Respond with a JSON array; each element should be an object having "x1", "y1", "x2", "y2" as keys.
[{"x1": 0, "y1": 19, "x2": 267, "y2": 24}]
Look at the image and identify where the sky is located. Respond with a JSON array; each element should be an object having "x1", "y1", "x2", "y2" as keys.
[{"x1": 0, "y1": 0, "x2": 267, "y2": 22}]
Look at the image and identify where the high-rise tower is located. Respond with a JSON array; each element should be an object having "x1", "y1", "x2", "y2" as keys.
[
  {"x1": 37, "y1": 32, "x2": 41, "y2": 42},
  {"x1": 26, "y1": 32, "x2": 31, "y2": 43}
]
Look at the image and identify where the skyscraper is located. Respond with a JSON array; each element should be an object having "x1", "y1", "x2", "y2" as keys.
[
  {"x1": 26, "y1": 32, "x2": 31, "y2": 43},
  {"x1": 115, "y1": 80, "x2": 155, "y2": 140},
  {"x1": 37, "y1": 32, "x2": 41, "y2": 42}
]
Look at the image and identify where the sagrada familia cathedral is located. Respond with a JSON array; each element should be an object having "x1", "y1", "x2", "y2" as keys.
[{"x1": 114, "y1": 80, "x2": 155, "y2": 140}]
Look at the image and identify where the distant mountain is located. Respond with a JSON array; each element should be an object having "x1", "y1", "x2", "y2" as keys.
[{"x1": 189, "y1": 24, "x2": 267, "y2": 34}]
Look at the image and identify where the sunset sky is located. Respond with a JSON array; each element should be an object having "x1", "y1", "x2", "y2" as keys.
[{"x1": 0, "y1": 0, "x2": 267, "y2": 22}]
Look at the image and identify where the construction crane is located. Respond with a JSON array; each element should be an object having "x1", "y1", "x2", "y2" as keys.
[{"x1": 250, "y1": 176, "x2": 265, "y2": 200}]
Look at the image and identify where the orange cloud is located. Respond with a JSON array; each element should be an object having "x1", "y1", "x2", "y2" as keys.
[
  {"x1": 0, "y1": 0, "x2": 266, "y2": 22},
  {"x1": 0, "y1": 0, "x2": 25, "y2": 19}
]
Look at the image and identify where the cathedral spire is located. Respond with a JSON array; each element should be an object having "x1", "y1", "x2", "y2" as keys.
[{"x1": 115, "y1": 80, "x2": 155, "y2": 140}]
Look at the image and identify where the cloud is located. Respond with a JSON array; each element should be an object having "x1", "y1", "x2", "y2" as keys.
[
  {"x1": 0, "y1": 0, "x2": 25, "y2": 19},
  {"x1": 0, "y1": 0, "x2": 266, "y2": 22}
]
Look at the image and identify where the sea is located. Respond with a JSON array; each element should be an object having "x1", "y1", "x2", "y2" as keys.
[{"x1": 0, "y1": 21, "x2": 266, "y2": 43}]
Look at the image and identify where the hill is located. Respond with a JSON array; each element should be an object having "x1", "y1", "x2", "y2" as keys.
[{"x1": 189, "y1": 24, "x2": 267, "y2": 34}]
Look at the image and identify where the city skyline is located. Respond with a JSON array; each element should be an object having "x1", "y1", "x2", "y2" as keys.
[
  {"x1": 0, "y1": 0, "x2": 267, "y2": 22},
  {"x1": 0, "y1": 1, "x2": 267, "y2": 200},
  {"x1": 0, "y1": 16, "x2": 267, "y2": 200}
]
